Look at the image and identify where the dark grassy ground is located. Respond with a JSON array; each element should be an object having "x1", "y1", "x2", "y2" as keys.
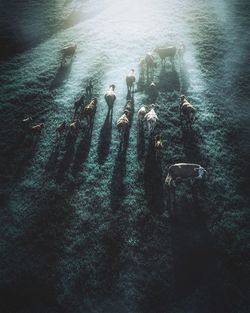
[{"x1": 0, "y1": 1, "x2": 250, "y2": 313}]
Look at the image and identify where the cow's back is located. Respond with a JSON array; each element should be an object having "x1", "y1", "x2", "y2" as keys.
[
  {"x1": 157, "y1": 46, "x2": 177, "y2": 59},
  {"x1": 169, "y1": 163, "x2": 200, "y2": 179}
]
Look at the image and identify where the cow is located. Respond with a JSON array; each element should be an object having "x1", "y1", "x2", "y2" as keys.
[
  {"x1": 69, "y1": 119, "x2": 80, "y2": 136},
  {"x1": 104, "y1": 84, "x2": 116, "y2": 112},
  {"x1": 144, "y1": 104, "x2": 159, "y2": 135},
  {"x1": 179, "y1": 95, "x2": 196, "y2": 126},
  {"x1": 116, "y1": 110, "x2": 130, "y2": 145},
  {"x1": 61, "y1": 43, "x2": 77, "y2": 66},
  {"x1": 165, "y1": 163, "x2": 207, "y2": 187},
  {"x1": 124, "y1": 100, "x2": 133, "y2": 117},
  {"x1": 138, "y1": 105, "x2": 147, "y2": 127},
  {"x1": 22, "y1": 116, "x2": 32, "y2": 124},
  {"x1": 30, "y1": 123, "x2": 44, "y2": 134},
  {"x1": 126, "y1": 69, "x2": 136, "y2": 93},
  {"x1": 148, "y1": 82, "x2": 158, "y2": 103},
  {"x1": 74, "y1": 95, "x2": 85, "y2": 111},
  {"x1": 21, "y1": 116, "x2": 33, "y2": 130},
  {"x1": 83, "y1": 98, "x2": 98, "y2": 127},
  {"x1": 86, "y1": 80, "x2": 93, "y2": 98},
  {"x1": 155, "y1": 46, "x2": 177, "y2": 66},
  {"x1": 178, "y1": 42, "x2": 185, "y2": 59},
  {"x1": 154, "y1": 134, "x2": 163, "y2": 160},
  {"x1": 56, "y1": 121, "x2": 67, "y2": 139},
  {"x1": 145, "y1": 52, "x2": 157, "y2": 80}
]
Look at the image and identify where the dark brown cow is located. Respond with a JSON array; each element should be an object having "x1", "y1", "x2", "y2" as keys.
[
  {"x1": 74, "y1": 95, "x2": 85, "y2": 111},
  {"x1": 165, "y1": 163, "x2": 207, "y2": 187},
  {"x1": 83, "y1": 98, "x2": 98, "y2": 126},
  {"x1": 69, "y1": 119, "x2": 80, "y2": 136},
  {"x1": 116, "y1": 110, "x2": 130, "y2": 144},
  {"x1": 124, "y1": 100, "x2": 133, "y2": 117},
  {"x1": 180, "y1": 95, "x2": 196, "y2": 125},
  {"x1": 154, "y1": 134, "x2": 163, "y2": 160},
  {"x1": 56, "y1": 121, "x2": 67, "y2": 138}
]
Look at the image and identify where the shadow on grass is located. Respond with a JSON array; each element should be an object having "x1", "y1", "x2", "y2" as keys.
[
  {"x1": 170, "y1": 195, "x2": 227, "y2": 312},
  {"x1": 49, "y1": 62, "x2": 73, "y2": 91},
  {"x1": 0, "y1": 188, "x2": 74, "y2": 313},
  {"x1": 179, "y1": 58, "x2": 190, "y2": 94},
  {"x1": 110, "y1": 133, "x2": 129, "y2": 211},
  {"x1": 97, "y1": 110, "x2": 112, "y2": 164},
  {"x1": 182, "y1": 126, "x2": 203, "y2": 164},
  {"x1": 137, "y1": 122, "x2": 145, "y2": 161},
  {"x1": 45, "y1": 140, "x2": 62, "y2": 174},
  {"x1": 158, "y1": 66, "x2": 180, "y2": 92},
  {"x1": 56, "y1": 132, "x2": 76, "y2": 183},
  {"x1": 12, "y1": 133, "x2": 41, "y2": 179},
  {"x1": 71, "y1": 126, "x2": 92, "y2": 175},
  {"x1": 144, "y1": 139, "x2": 165, "y2": 214},
  {"x1": 0, "y1": 273, "x2": 57, "y2": 313}
]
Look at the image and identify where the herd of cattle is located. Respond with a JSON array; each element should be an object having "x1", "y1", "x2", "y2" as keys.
[{"x1": 20, "y1": 43, "x2": 207, "y2": 196}]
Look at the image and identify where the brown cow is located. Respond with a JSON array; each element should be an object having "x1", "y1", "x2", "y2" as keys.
[
  {"x1": 165, "y1": 163, "x2": 207, "y2": 187},
  {"x1": 56, "y1": 121, "x2": 67, "y2": 138},
  {"x1": 116, "y1": 110, "x2": 130, "y2": 144},
  {"x1": 124, "y1": 100, "x2": 133, "y2": 117},
  {"x1": 69, "y1": 119, "x2": 80, "y2": 136},
  {"x1": 180, "y1": 95, "x2": 196, "y2": 125},
  {"x1": 74, "y1": 95, "x2": 85, "y2": 111},
  {"x1": 154, "y1": 134, "x2": 163, "y2": 160},
  {"x1": 83, "y1": 98, "x2": 98, "y2": 126}
]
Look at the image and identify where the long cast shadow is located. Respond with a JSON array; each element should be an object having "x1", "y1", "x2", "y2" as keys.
[
  {"x1": 170, "y1": 196, "x2": 227, "y2": 312},
  {"x1": 14, "y1": 133, "x2": 41, "y2": 179},
  {"x1": 179, "y1": 58, "x2": 190, "y2": 94},
  {"x1": 159, "y1": 66, "x2": 180, "y2": 93},
  {"x1": 56, "y1": 132, "x2": 76, "y2": 183},
  {"x1": 49, "y1": 62, "x2": 73, "y2": 91},
  {"x1": 110, "y1": 136, "x2": 129, "y2": 211},
  {"x1": 71, "y1": 126, "x2": 92, "y2": 175},
  {"x1": 144, "y1": 139, "x2": 165, "y2": 214},
  {"x1": 97, "y1": 110, "x2": 112, "y2": 164},
  {"x1": 137, "y1": 122, "x2": 145, "y2": 161},
  {"x1": 182, "y1": 127, "x2": 203, "y2": 164},
  {"x1": 1, "y1": 187, "x2": 75, "y2": 313},
  {"x1": 45, "y1": 139, "x2": 64, "y2": 175}
]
